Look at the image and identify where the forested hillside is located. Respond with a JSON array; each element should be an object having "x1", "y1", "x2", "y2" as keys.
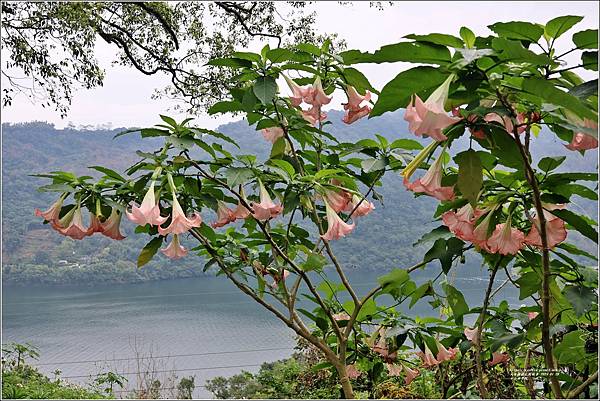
[{"x1": 2, "y1": 111, "x2": 596, "y2": 285}]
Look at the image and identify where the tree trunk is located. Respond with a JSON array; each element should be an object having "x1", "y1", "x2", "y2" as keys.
[{"x1": 335, "y1": 362, "x2": 355, "y2": 399}]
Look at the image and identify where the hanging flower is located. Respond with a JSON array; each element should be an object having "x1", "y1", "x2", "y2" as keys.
[
  {"x1": 35, "y1": 194, "x2": 66, "y2": 223},
  {"x1": 342, "y1": 86, "x2": 371, "y2": 124},
  {"x1": 416, "y1": 345, "x2": 439, "y2": 368},
  {"x1": 101, "y1": 209, "x2": 126, "y2": 240},
  {"x1": 404, "y1": 74, "x2": 461, "y2": 141},
  {"x1": 233, "y1": 188, "x2": 252, "y2": 220},
  {"x1": 161, "y1": 234, "x2": 188, "y2": 259},
  {"x1": 57, "y1": 206, "x2": 90, "y2": 240},
  {"x1": 158, "y1": 178, "x2": 202, "y2": 235},
  {"x1": 87, "y1": 212, "x2": 104, "y2": 235},
  {"x1": 403, "y1": 365, "x2": 420, "y2": 385},
  {"x1": 126, "y1": 181, "x2": 168, "y2": 226},
  {"x1": 261, "y1": 127, "x2": 285, "y2": 144},
  {"x1": 251, "y1": 181, "x2": 283, "y2": 221},
  {"x1": 333, "y1": 312, "x2": 351, "y2": 321},
  {"x1": 211, "y1": 201, "x2": 237, "y2": 228},
  {"x1": 304, "y1": 76, "x2": 332, "y2": 107},
  {"x1": 302, "y1": 106, "x2": 328, "y2": 126},
  {"x1": 436, "y1": 341, "x2": 459, "y2": 363},
  {"x1": 524, "y1": 217, "x2": 567, "y2": 249},
  {"x1": 471, "y1": 210, "x2": 495, "y2": 253},
  {"x1": 565, "y1": 118, "x2": 598, "y2": 151},
  {"x1": 283, "y1": 74, "x2": 311, "y2": 107},
  {"x1": 464, "y1": 327, "x2": 479, "y2": 345},
  {"x1": 321, "y1": 200, "x2": 355, "y2": 241},
  {"x1": 346, "y1": 364, "x2": 362, "y2": 379},
  {"x1": 442, "y1": 203, "x2": 478, "y2": 241},
  {"x1": 404, "y1": 155, "x2": 455, "y2": 201},
  {"x1": 323, "y1": 187, "x2": 351, "y2": 213},
  {"x1": 528, "y1": 312, "x2": 539, "y2": 320},
  {"x1": 386, "y1": 363, "x2": 403, "y2": 377},
  {"x1": 484, "y1": 111, "x2": 526, "y2": 135},
  {"x1": 486, "y1": 220, "x2": 525, "y2": 255},
  {"x1": 344, "y1": 194, "x2": 375, "y2": 218},
  {"x1": 489, "y1": 352, "x2": 510, "y2": 366}
]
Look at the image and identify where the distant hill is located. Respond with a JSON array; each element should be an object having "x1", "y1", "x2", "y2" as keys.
[{"x1": 1, "y1": 111, "x2": 596, "y2": 285}]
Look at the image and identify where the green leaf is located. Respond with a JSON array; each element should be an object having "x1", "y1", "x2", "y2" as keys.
[
  {"x1": 551, "y1": 209, "x2": 598, "y2": 243},
  {"x1": 270, "y1": 137, "x2": 286, "y2": 159},
  {"x1": 455, "y1": 149, "x2": 483, "y2": 207},
  {"x1": 553, "y1": 183, "x2": 598, "y2": 201},
  {"x1": 159, "y1": 114, "x2": 178, "y2": 128},
  {"x1": 253, "y1": 76, "x2": 278, "y2": 105},
  {"x1": 564, "y1": 286, "x2": 596, "y2": 317},
  {"x1": 460, "y1": 27, "x2": 476, "y2": 48},
  {"x1": 207, "y1": 57, "x2": 253, "y2": 68},
  {"x1": 361, "y1": 158, "x2": 386, "y2": 173},
  {"x1": 554, "y1": 331, "x2": 586, "y2": 364},
  {"x1": 137, "y1": 237, "x2": 163, "y2": 268},
  {"x1": 442, "y1": 283, "x2": 469, "y2": 325},
  {"x1": 582, "y1": 51, "x2": 598, "y2": 71},
  {"x1": 424, "y1": 237, "x2": 465, "y2": 274},
  {"x1": 224, "y1": 167, "x2": 254, "y2": 187},
  {"x1": 488, "y1": 21, "x2": 544, "y2": 42},
  {"x1": 521, "y1": 77, "x2": 597, "y2": 120},
  {"x1": 356, "y1": 298, "x2": 377, "y2": 322},
  {"x1": 404, "y1": 33, "x2": 463, "y2": 48},
  {"x1": 371, "y1": 66, "x2": 448, "y2": 117},
  {"x1": 573, "y1": 29, "x2": 598, "y2": 49},
  {"x1": 545, "y1": 16, "x2": 583, "y2": 39},
  {"x1": 341, "y1": 67, "x2": 378, "y2": 94},
  {"x1": 556, "y1": 242, "x2": 598, "y2": 261},
  {"x1": 341, "y1": 42, "x2": 451, "y2": 65},
  {"x1": 377, "y1": 269, "x2": 409, "y2": 293},
  {"x1": 491, "y1": 38, "x2": 550, "y2": 65},
  {"x1": 266, "y1": 48, "x2": 298, "y2": 63},
  {"x1": 390, "y1": 138, "x2": 424, "y2": 150},
  {"x1": 88, "y1": 166, "x2": 126, "y2": 182},
  {"x1": 490, "y1": 333, "x2": 525, "y2": 352},
  {"x1": 516, "y1": 272, "x2": 541, "y2": 300},
  {"x1": 410, "y1": 281, "x2": 434, "y2": 308},
  {"x1": 207, "y1": 100, "x2": 245, "y2": 115},
  {"x1": 568, "y1": 79, "x2": 598, "y2": 99},
  {"x1": 268, "y1": 159, "x2": 296, "y2": 178},
  {"x1": 538, "y1": 156, "x2": 566, "y2": 172},
  {"x1": 413, "y1": 226, "x2": 452, "y2": 247},
  {"x1": 301, "y1": 253, "x2": 327, "y2": 272}
]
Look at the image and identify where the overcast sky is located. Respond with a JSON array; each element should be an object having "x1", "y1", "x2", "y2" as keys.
[{"x1": 2, "y1": 1, "x2": 598, "y2": 129}]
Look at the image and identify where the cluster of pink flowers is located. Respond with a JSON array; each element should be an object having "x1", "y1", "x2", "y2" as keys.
[
  {"x1": 35, "y1": 195, "x2": 125, "y2": 241},
  {"x1": 404, "y1": 154, "x2": 455, "y2": 201},
  {"x1": 464, "y1": 327, "x2": 510, "y2": 367},
  {"x1": 371, "y1": 335, "x2": 420, "y2": 384},
  {"x1": 416, "y1": 341, "x2": 459, "y2": 368},
  {"x1": 320, "y1": 181, "x2": 375, "y2": 241},
  {"x1": 282, "y1": 75, "x2": 371, "y2": 129},
  {"x1": 442, "y1": 202, "x2": 567, "y2": 256}
]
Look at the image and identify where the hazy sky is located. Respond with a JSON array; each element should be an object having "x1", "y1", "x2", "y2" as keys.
[{"x1": 2, "y1": 1, "x2": 599, "y2": 129}]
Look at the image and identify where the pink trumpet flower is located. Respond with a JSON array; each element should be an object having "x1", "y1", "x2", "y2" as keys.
[
  {"x1": 283, "y1": 74, "x2": 311, "y2": 107},
  {"x1": 346, "y1": 364, "x2": 362, "y2": 379},
  {"x1": 565, "y1": 118, "x2": 598, "y2": 151},
  {"x1": 386, "y1": 363, "x2": 403, "y2": 377},
  {"x1": 233, "y1": 188, "x2": 252, "y2": 220},
  {"x1": 304, "y1": 76, "x2": 332, "y2": 107},
  {"x1": 302, "y1": 106, "x2": 327, "y2": 126},
  {"x1": 524, "y1": 217, "x2": 567, "y2": 249},
  {"x1": 484, "y1": 112, "x2": 526, "y2": 135},
  {"x1": 436, "y1": 341, "x2": 459, "y2": 363},
  {"x1": 321, "y1": 200, "x2": 355, "y2": 241},
  {"x1": 35, "y1": 195, "x2": 66, "y2": 223},
  {"x1": 251, "y1": 181, "x2": 283, "y2": 221},
  {"x1": 464, "y1": 327, "x2": 480, "y2": 345},
  {"x1": 101, "y1": 209, "x2": 126, "y2": 240},
  {"x1": 58, "y1": 206, "x2": 90, "y2": 240},
  {"x1": 87, "y1": 212, "x2": 104, "y2": 235},
  {"x1": 489, "y1": 352, "x2": 510, "y2": 366},
  {"x1": 403, "y1": 365, "x2": 420, "y2": 385},
  {"x1": 333, "y1": 312, "x2": 351, "y2": 321},
  {"x1": 261, "y1": 127, "x2": 285, "y2": 144},
  {"x1": 323, "y1": 187, "x2": 351, "y2": 213},
  {"x1": 211, "y1": 201, "x2": 237, "y2": 228},
  {"x1": 404, "y1": 75, "x2": 461, "y2": 141},
  {"x1": 442, "y1": 203, "x2": 477, "y2": 241},
  {"x1": 487, "y1": 221, "x2": 525, "y2": 255},
  {"x1": 126, "y1": 181, "x2": 168, "y2": 226},
  {"x1": 528, "y1": 312, "x2": 539, "y2": 320},
  {"x1": 417, "y1": 345, "x2": 439, "y2": 368},
  {"x1": 342, "y1": 86, "x2": 371, "y2": 124},
  {"x1": 345, "y1": 194, "x2": 375, "y2": 218},
  {"x1": 161, "y1": 234, "x2": 188, "y2": 259},
  {"x1": 158, "y1": 197, "x2": 202, "y2": 235},
  {"x1": 404, "y1": 155, "x2": 455, "y2": 201}
]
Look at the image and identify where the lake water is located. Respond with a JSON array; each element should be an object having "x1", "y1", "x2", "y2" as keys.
[{"x1": 2, "y1": 265, "x2": 522, "y2": 398}]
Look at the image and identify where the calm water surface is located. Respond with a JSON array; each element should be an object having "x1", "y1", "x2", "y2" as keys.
[{"x1": 2, "y1": 265, "x2": 521, "y2": 398}]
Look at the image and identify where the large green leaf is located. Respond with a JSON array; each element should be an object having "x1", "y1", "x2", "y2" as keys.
[
  {"x1": 404, "y1": 33, "x2": 463, "y2": 48},
  {"x1": 568, "y1": 79, "x2": 598, "y2": 99},
  {"x1": 521, "y1": 77, "x2": 597, "y2": 120},
  {"x1": 488, "y1": 21, "x2": 544, "y2": 42},
  {"x1": 424, "y1": 237, "x2": 465, "y2": 274},
  {"x1": 370, "y1": 67, "x2": 447, "y2": 117},
  {"x1": 137, "y1": 237, "x2": 163, "y2": 268},
  {"x1": 554, "y1": 331, "x2": 586, "y2": 364},
  {"x1": 491, "y1": 38, "x2": 550, "y2": 65},
  {"x1": 563, "y1": 286, "x2": 596, "y2": 317},
  {"x1": 455, "y1": 150, "x2": 483, "y2": 207},
  {"x1": 551, "y1": 209, "x2": 598, "y2": 243},
  {"x1": 459, "y1": 27, "x2": 476, "y2": 48},
  {"x1": 207, "y1": 100, "x2": 245, "y2": 115},
  {"x1": 341, "y1": 42, "x2": 451, "y2": 65},
  {"x1": 573, "y1": 29, "x2": 598, "y2": 49},
  {"x1": 538, "y1": 156, "x2": 566, "y2": 172},
  {"x1": 582, "y1": 51, "x2": 598, "y2": 71},
  {"x1": 442, "y1": 283, "x2": 469, "y2": 325},
  {"x1": 341, "y1": 67, "x2": 378, "y2": 94},
  {"x1": 545, "y1": 16, "x2": 583, "y2": 40},
  {"x1": 207, "y1": 57, "x2": 253, "y2": 68},
  {"x1": 253, "y1": 76, "x2": 278, "y2": 105},
  {"x1": 225, "y1": 167, "x2": 254, "y2": 187},
  {"x1": 516, "y1": 272, "x2": 541, "y2": 300},
  {"x1": 377, "y1": 269, "x2": 410, "y2": 294}
]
